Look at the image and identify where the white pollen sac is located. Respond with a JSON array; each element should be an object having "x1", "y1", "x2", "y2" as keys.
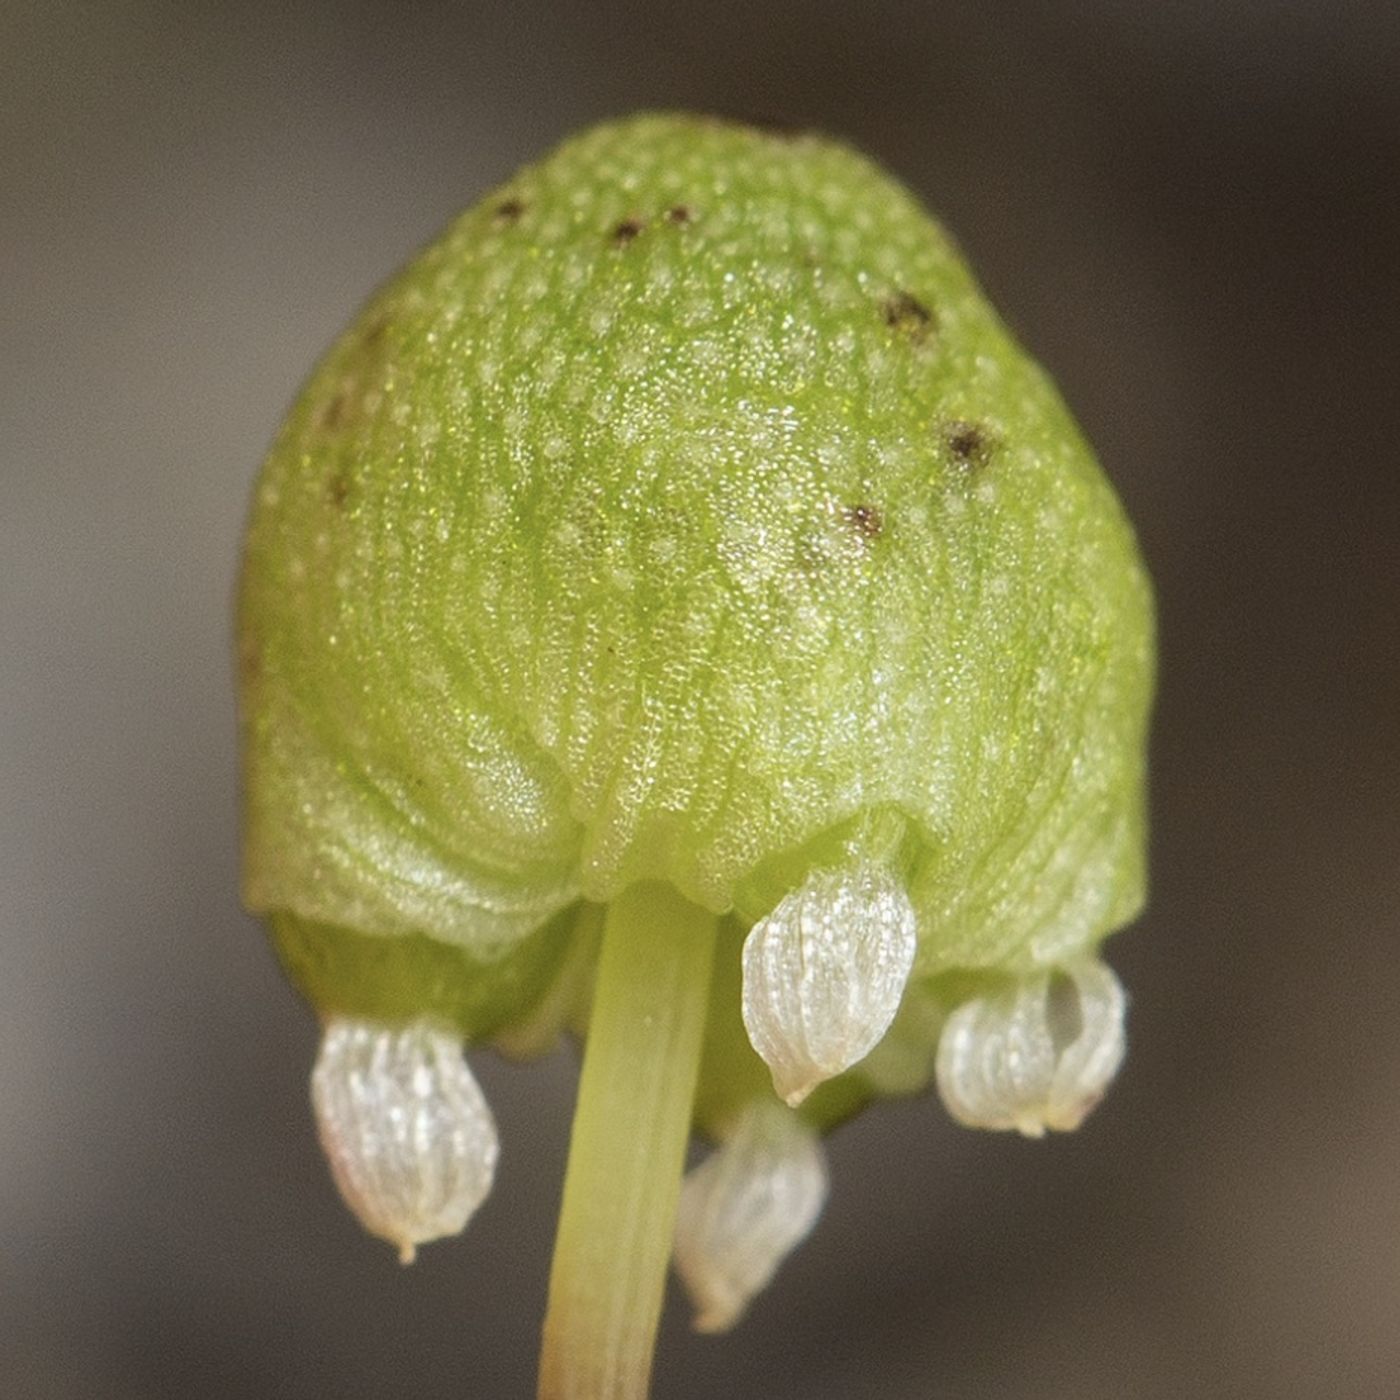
[
  {"x1": 741, "y1": 864, "x2": 918, "y2": 1106},
  {"x1": 673, "y1": 1100, "x2": 829, "y2": 1334},
  {"x1": 311, "y1": 1017, "x2": 499, "y2": 1263},
  {"x1": 934, "y1": 955, "x2": 1127, "y2": 1137}
]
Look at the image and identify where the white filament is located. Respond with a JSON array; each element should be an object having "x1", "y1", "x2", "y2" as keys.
[
  {"x1": 935, "y1": 955, "x2": 1126, "y2": 1137},
  {"x1": 311, "y1": 1016, "x2": 499, "y2": 1262},
  {"x1": 742, "y1": 864, "x2": 917, "y2": 1105},
  {"x1": 673, "y1": 1100, "x2": 829, "y2": 1333}
]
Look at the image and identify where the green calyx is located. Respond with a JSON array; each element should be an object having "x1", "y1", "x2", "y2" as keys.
[{"x1": 239, "y1": 112, "x2": 1153, "y2": 1130}]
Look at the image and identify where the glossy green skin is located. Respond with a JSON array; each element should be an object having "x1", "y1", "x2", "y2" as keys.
[{"x1": 239, "y1": 115, "x2": 1153, "y2": 1122}]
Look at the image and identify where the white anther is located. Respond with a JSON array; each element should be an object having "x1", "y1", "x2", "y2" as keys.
[
  {"x1": 311, "y1": 1017, "x2": 499, "y2": 1262},
  {"x1": 934, "y1": 955, "x2": 1126, "y2": 1137},
  {"x1": 673, "y1": 1100, "x2": 829, "y2": 1333},
  {"x1": 741, "y1": 864, "x2": 917, "y2": 1106}
]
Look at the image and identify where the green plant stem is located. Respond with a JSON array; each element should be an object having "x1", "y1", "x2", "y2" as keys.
[{"x1": 538, "y1": 882, "x2": 718, "y2": 1400}]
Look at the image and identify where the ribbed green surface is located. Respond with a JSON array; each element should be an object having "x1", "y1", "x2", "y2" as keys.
[{"x1": 239, "y1": 115, "x2": 1153, "y2": 1038}]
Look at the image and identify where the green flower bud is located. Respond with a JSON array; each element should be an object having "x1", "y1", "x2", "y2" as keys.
[{"x1": 237, "y1": 112, "x2": 1153, "y2": 1379}]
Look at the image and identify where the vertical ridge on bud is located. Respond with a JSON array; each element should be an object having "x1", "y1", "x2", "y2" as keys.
[
  {"x1": 741, "y1": 864, "x2": 917, "y2": 1106},
  {"x1": 674, "y1": 1099, "x2": 829, "y2": 1333},
  {"x1": 311, "y1": 1016, "x2": 499, "y2": 1262},
  {"x1": 934, "y1": 955, "x2": 1126, "y2": 1136}
]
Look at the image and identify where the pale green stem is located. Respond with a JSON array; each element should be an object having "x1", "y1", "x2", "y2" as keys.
[{"x1": 538, "y1": 882, "x2": 718, "y2": 1400}]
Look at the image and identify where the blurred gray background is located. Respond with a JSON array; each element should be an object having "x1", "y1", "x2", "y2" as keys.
[{"x1": 3, "y1": 1, "x2": 1398, "y2": 1396}]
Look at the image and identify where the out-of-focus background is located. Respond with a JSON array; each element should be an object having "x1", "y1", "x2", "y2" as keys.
[{"x1": 3, "y1": 2, "x2": 1397, "y2": 1396}]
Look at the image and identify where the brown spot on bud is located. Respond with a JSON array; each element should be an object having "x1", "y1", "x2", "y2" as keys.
[
  {"x1": 882, "y1": 291, "x2": 935, "y2": 340},
  {"x1": 494, "y1": 197, "x2": 526, "y2": 224},
  {"x1": 842, "y1": 503, "x2": 885, "y2": 542},
  {"x1": 666, "y1": 205, "x2": 693, "y2": 224},
  {"x1": 943, "y1": 420, "x2": 997, "y2": 472},
  {"x1": 612, "y1": 218, "x2": 644, "y2": 246},
  {"x1": 238, "y1": 636, "x2": 262, "y2": 685},
  {"x1": 320, "y1": 392, "x2": 348, "y2": 431}
]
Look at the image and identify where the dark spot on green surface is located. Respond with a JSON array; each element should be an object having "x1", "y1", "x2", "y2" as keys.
[
  {"x1": 319, "y1": 392, "x2": 348, "y2": 431},
  {"x1": 943, "y1": 420, "x2": 996, "y2": 472},
  {"x1": 494, "y1": 197, "x2": 526, "y2": 224},
  {"x1": 612, "y1": 218, "x2": 644, "y2": 246},
  {"x1": 361, "y1": 314, "x2": 389, "y2": 348},
  {"x1": 327, "y1": 471, "x2": 351, "y2": 509},
  {"x1": 841, "y1": 503, "x2": 884, "y2": 541},
  {"x1": 882, "y1": 291, "x2": 934, "y2": 339},
  {"x1": 666, "y1": 205, "x2": 692, "y2": 224}
]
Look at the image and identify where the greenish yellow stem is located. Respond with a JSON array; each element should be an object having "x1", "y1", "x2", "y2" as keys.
[{"x1": 538, "y1": 882, "x2": 718, "y2": 1400}]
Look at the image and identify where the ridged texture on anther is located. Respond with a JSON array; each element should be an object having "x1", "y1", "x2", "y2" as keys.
[
  {"x1": 741, "y1": 864, "x2": 917, "y2": 1105},
  {"x1": 311, "y1": 1017, "x2": 498, "y2": 1261},
  {"x1": 674, "y1": 1100, "x2": 828, "y2": 1332},
  {"x1": 935, "y1": 956, "x2": 1126, "y2": 1136}
]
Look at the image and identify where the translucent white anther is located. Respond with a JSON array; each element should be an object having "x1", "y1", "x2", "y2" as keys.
[
  {"x1": 311, "y1": 1017, "x2": 499, "y2": 1263},
  {"x1": 935, "y1": 955, "x2": 1127, "y2": 1137},
  {"x1": 673, "y1": 1100, "x2": 829, "y2": 1333},
  {"x1": 741, "y1": 864, "x2": 917, "y2": 1106}
]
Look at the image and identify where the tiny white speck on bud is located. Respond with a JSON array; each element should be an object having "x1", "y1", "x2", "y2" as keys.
[
  {"x1": 673, "y1": 1099, "x2": 829, "y2": 1333},
  {"x1": 311, "y1": 1017, "x2": 499, "y2": 1263},
  {"x1": 741, "y1": 864, "x2": 917, "y2": 1106},
  {"x1": 934, "y1": 955, "x2": 1126, "y2": 1137}
]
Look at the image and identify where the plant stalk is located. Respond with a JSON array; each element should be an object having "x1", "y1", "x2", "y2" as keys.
[{"x1": 538, "y1": 882, "x2": 718, "y2": 1400}]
